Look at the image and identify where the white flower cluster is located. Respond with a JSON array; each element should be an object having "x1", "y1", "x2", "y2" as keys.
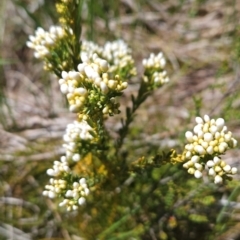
[
  {"x1": 46, "y1": 156, "x2": 70, "y2": 177},
  {"x1": 206, "y1": 156, "x2": 237, "y2": 184},
  {"x1": 59, "y1": 178, "x2": 90, "y2": 211},
  {"x1": 43, "y1": 177, "x2": 90, "y2": 211},
  {"x1": 183, "y1": 115, "x2": 238, "y2": 184},
  {"x1": 102, "y1": 40, "x2": 136, "y2": 76},
  {"x1": 63, "y1": 120, "x2": 95, "y2": 162},
  {"x1": 43, "y1": 120, "x2": 93, "y2": 209},
  {"x1": 26, "y1": 26, "x2": 67, "y2": 59},
  {"x1": 81, "y1": 39, "x2": 136, "y2": 78},
  {"x1": 142, "y1": 52, "x2": 169, "y2": 87},
  {"x1": 43, "y1": 178, "x2": 67, "y2": 199},
  {"x1": 59, "y1": 53, "x2": 127, "y2": 116},
  {"x1": 81, "y1": 40, "x2": 103, "y2": 58}
]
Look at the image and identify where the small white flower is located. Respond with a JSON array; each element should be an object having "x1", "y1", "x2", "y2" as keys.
[
  {"x1": 203, "y1": 115, "x2": 210, "y2": 122},
  {"x1": 185, "y1": 131, "x2": 194, "y2": 142},
  {"x1": 195, "y1": 117, "x2": 203, "y2": 124},
  {"x1": 194, "y1": 170, "x2": 202, "y2": 179},
  {"x1": 208, "y1": 168, "x2": 216, "y2": 176},
  {"x1": 214, "y1": 175, "x2": 223, "y2": 184},
  {"x1": 206, "y1": 160, "x2": 214, "y2": 167},
  {"x1": 203, "y1": 133, "x2": 213, "y2": 142},
  {"x1": 213, "y1": 156, "x2": 221, "y2": 164},
  {"x1": 191, "y1": 155, "x2": 200, "y2": 163},
  {"x1": 206, "y1": 146, "x2": 214, "y2": 154},
  {"x1": 48, "y1": 191, "x2": 56, "y2": 199},
  {"x1": 231, "y1": 167, "x2": 238, "y2": 174},
  {"x1": 194, "y1": 163, "x2": 203, "y2": 171},
  {"x1": 223, "y1": 165, "x2": 231, "y2": 173},
  {"x1": 216, "y1": 118, "x2": 225, "y2": 129},
  {"x1": 78, "y1": 197, "x2": 86, "y2": 205}
]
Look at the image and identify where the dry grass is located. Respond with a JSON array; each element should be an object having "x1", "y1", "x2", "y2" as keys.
[{"x1": 1, "y1": 0, "x2": 240, "y2": 239}]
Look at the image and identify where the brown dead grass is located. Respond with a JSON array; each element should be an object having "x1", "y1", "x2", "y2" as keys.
[{"x1": 1, "y1": 0, "x2": 240, "y2": 238}]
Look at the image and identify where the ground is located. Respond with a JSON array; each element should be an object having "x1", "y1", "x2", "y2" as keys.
[{"x1": 1, "y1": 0, "x2": 240, "y2": 239}]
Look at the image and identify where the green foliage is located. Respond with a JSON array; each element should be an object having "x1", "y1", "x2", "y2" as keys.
[{"x1": 2, "y1": 0, "x2": 240, "y2": 240}]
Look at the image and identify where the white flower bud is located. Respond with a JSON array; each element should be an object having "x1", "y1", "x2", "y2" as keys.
[
  {"x1": 208, "y1": 168, "x2": 216, "y2": 176},
  {"x1": 193, "y1": 135, "x2": 198, "y2": 141},
  {"x1": 218, "y1": 143, "x2": 226, "y2": 153},
  {"x1": 201, "y1": 141, "x2": 208, "y2": 149},
  {"x1": 193, "y1": 125, "x2": 203, "y2": 134},
  {"x1": 185, "y1": 131, "x2": 194, "y2": 142},
  {"x1": 45, "y1": 36, "x2": 54, "y2": 45},
  {"x1": 85, "y1": 188, "x2": 90, "y2": 195},
  {"x1": 214, "y1": 175, "x2": 223, "y2": 184},
  {"x1": 231, "y1": 167, "x2": 238, "y2": 174},
  {"x1": 60, "y1": 84, "x2": 69, "y2": 94},
  {"x1": 203, "y1": 133, "x2": 213, "y2": 142},
  {"x1": 209, "y1": 125, "x2": 218, "y2": 134},
  {"x1": 195, "y1": 117, "x2": 203, "y2": 124},
  {"x1": 48, "y1": 191, "x2": 55, "y2": 199},
  {"x1": 194, "y1": 163, "x2": 203, "y2": 171},
  {"x1": 84, "y1": 65, "x2": 94, "y2": 78},
  {"x1": 29, "y1": 35, "x2": 36, "y2": 42},
  {"x1": 142, "y1": 59, "x2": 147, "y2": 66},
  {"x1": 72, "y1": 205, "x2": 78, "y2": 211},
  {"x1": 214, "y1": 166, "x2": 222, "y2": 173},
  {"x1": 75, "y1": 87, "x2": 87, "y2": 95},
  {"x1": 108, "y1": 80, "x2": 117, "y2": 89},
  {"x1": 62, "y1": 71, "x2": 69, "y2": 79},
  {"x1": 42, "y1": 190, "x2": 49, "y2": 196},
  {"x1": 203, "y1": 124, "x2": 209, "y2": 133},
  {"x1": 47, "y1": 169, "x2": 56, "y2": 176},
  {"x1": 216, "y1": 118, "x2": 225, "y2": 129},
  {"x1": 78, "y1": 197, "x2": 86, "y2": 205},
  {"x1": 34, "y1": 52, "x2": 41, "y2": 58},
  {"x1": 197, "y1": 130, "x2": 204, "y2": 138},
  {"x1": 187, "y1": 160, "x2": 194, "y2": 167},
  {"x1": 26, "y1": 41, "x2": 35, "y2": 48},
  {"x1": 77, "y1": 63, "x2": 85, "y2": 73},
  {"x1": 195, "y1": 145, "x2": 206, "y2": 155},
  {"x1": 191, "y1": 155, "x2": 200, "y2": 163},
  {"x1": 221, "y1": 126, "x2": 227, "y2": 133},
  {"x1": 224, "y1": 133, "x2": 232, "y2": 142},
  {"x1": 183, "y1": 163, "x2": 189, "y2": 169},
  {"x1": 185, "y1": 151, "x2": 192, "y2": 159},
  {"x1": 69, "y1": 105, "x2": 79, "y2": 113},
  {"x1": 100, "y1": 81, "x2": 109, "y2": 94},
  {"x1": 185, "y1": 144, "x2": 194, "y2": 151},
  {"x1": 72, "y1": 153, "x2": 81, "y2": 162},
  {"x1": 206, "y1": 160, "x2": 214, "y2": 167},
  {"x1": 99, "y1": 59, "x2": 109, "y2": 71},
  {"x1": 188, "y1": 168, "x2": 195, "y2": 174},
  {"x1": 214, "y1": 132, "x2": 220, "y2": 140},
  {"x1": 81, "y1": 52, "x2": 89, "y2": 62},
  {"x1": 231, "y1": 138, "x2": 238, "y2": 148},
  {"x1": 121, "y1": 82, "x2": 128, "y2": 89},
  {"x1": 213, "y1": 156, "x2": 221, "y2": 164},
  {"x1": 206, "y1": 146, "x2": 214, "y2": 154},
  {"x1": 223, "y1": 165, "x2": 231, "y2": 173},
  {"x1": 204, "y1": 115, "x2": 210, "y2": 122},
  {"x1": 68, "y1": 71, "x2": 77, "y2": 79},
  {"x1": 63, "y1": 165, "x2": 70, "y2": 172},
  {"x1": 65, "y1": 190, "x2": 73, "y2": 197},
  {"x1": 194, "y1": 170, "x2": 202, "y2": 178}
]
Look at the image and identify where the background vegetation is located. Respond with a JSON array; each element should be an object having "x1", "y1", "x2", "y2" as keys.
[{"x1": 1, "y1": 0, "x2": 240, "y2": 239}]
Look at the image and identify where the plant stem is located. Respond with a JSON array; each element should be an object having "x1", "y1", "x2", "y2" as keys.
[{"x1": 115, "y1": 80, "x2": 151, "y2": 154}]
